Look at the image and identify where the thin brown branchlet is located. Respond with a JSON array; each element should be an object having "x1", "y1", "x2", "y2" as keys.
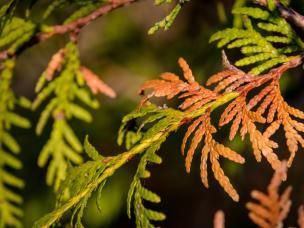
[{"x1": 38, "y1": 0, "x2": 139, "y2": 41}]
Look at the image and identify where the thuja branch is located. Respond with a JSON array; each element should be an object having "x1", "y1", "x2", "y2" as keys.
[
  {"x1": 35, "y1": 91, "x2": 238, "y2": 227},
  {"x1": 34, "y1": 130, "x2": 168, "y2": 228},
  {"x1": 140, "y1": 54, "x2": 304, "y2": 200},
  {"x1": 38, "y1": 0, "x2": 139, "y2": 41}
]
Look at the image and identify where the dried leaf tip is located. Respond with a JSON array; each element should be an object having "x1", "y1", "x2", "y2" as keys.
[
  {"x1": 178, "y1": 57, "x2": 195, "y2": 83},
  {"x1": 45, "y1": 48, "x2": 65, "y2": 81},
  {"x1": 268, "y1": 160, "x2": 288, "y2": 192},
  {"x1": 80, "y1": 67, "x2": 116, "y2": 98},
  {"x1": 214, "y1": 210, "x2": 225, "y2": 228}
]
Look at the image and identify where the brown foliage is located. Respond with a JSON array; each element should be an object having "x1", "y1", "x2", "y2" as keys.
[
  {"x1": 253, "y1": 79, "x2": 304, "y2": 166},
  {"x1": 44, "y1": 48, "x2": 65, "y2": 81},
  {"x1": 182, "y1": 111, "x2": 244, "y2": 201},
  {"x1": 220, "y1": 95, "x2": 280, "y2": 170},
  {"x1": 246, "y1": 161, "x2": 291, "y2": 228},
  {"x1": 211, "y1": 55, "x2": 304, "y2": 168},
  {"x1": 140, "y1": 55, "x2": 304, "y2": 201},
  {"x1": 140, "y1": 57, "x2": 219, "y2": 111}
]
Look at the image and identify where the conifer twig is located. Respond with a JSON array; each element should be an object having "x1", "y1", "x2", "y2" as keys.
[
  {"x1": 38, "y1": 0, "x2": 139, "y2": 41},
  {"x1": 35, "y1": 90, "x2": 239, "y2": 227}
]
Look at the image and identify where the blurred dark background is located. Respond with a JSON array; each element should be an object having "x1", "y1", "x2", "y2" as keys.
[{"x1": 7, "y1": 0, "x2": 304, "y2": 227}]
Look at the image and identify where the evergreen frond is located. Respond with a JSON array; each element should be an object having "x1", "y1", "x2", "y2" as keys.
[
  {"x1": 43, "y1": 0, "x2": 104, "y2": 20},
  {"x1": 210, "y1": 4, "x2": 304, "y2": 75},
  {"x1": 34, "y1": 138, "x2": 106, "y2": 228},
  {"x1": 34, "y1": 113, "x2": 179, "y2": 227},
  {"x1": 127, "y1": 142, "x2": 166, "y2": 228},
  {"x1": 0, "y1": 58, "x2": 30, "y2": 227},
  {"x1": 118, "y1": 106, "x2": 184, "y2": 227},
  {"x1": 148, "y1": 0, "x2": 190, "y2": 35},
  {"x1": 33, "y1": 41, "x2": 115, "y2": 190}
]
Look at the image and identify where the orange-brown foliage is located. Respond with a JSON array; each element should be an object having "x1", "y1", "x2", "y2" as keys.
[
  {"x1": 80, "y1": 66, "x2": 116, "y2": 98},
  {"x1": 139, "y1": 54, "x2": 304, "y2": 201},
  {"x1": 246, "y1": 161, "x2": 291, "y2": 228},
  {"x1": 183, "y1": 111, "x2": 244, "y2": 201},
  {"x1": 45, "y1": 48, "x2": 65, "y2": 81}
]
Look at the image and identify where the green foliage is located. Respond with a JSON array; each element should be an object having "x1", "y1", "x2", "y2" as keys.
[
  {"x1": 0, "y1": 0, "x2": 17, "y2": 34},
  {"x1": 64, "y1": 1, "x2": 103, "y2": 24},
  {"x1": 33, "y1": 42, "x2": 100, "y2": 191},
  {"x1": 127, "y1": 140, "x2": 166, "y2": 228},
  {"x1": 0, "y1": 59, "x2": 31, "y2": 227},
  {"x1": 148, "y1": 0, "x2": 190, "y2": 35},
  {"x1": 210, "y1": 3, "x2": 304, "y2": 75},
  {"x1": 232, "y1": 0, "x2": 246, "y2": 28},
  {"x1": 0, "y1": 16, "x2": 35, "y2": 54},
  {"x1": 118, "y1": 104, "x2": 186, "y2": 227},
  {"x1": 43, "y1": 0, "x2": 104, "y2": 20},
  {"x1": 34, "y1": 104, "x2": 184, "y2": 227},
  {"x1": 118, "y1": 104, "x2": 184, "y2": 148},
  {"x1": 34, "y1": 137, "x2": 106, "y2": 228}
]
